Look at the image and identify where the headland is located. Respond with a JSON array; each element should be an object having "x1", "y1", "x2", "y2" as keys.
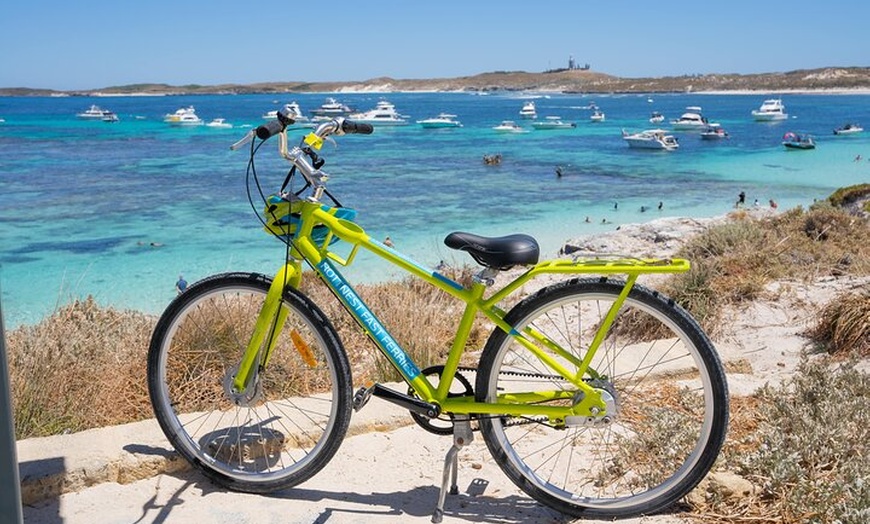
[{"x1": 3, "y1": 66, "x2": 870, "y2": 97}]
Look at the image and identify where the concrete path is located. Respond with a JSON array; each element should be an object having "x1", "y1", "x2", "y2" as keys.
[{"x1": 17, "y1": 397, "x2": 682, "y2": 524}]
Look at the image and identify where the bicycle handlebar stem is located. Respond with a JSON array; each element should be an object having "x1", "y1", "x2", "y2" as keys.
[{"x1": 278, "y1": 133, "x2": 329, "y2": 201}]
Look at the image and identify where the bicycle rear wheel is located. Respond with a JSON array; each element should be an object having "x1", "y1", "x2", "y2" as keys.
[
  {"x1": 148, "y1": 272, "x2": 352, "y2": 493},
  {"x1": 476, "y1": 278, "x2": 728, "y2": 518}
]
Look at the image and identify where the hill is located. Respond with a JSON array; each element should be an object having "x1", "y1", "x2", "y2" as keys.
[{"x1": 3, "y1": 66, "x2": 870, "y2": 96}]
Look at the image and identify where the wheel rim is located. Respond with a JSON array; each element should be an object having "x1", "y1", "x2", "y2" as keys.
[
  {"x1": 152, "y1": 284, "x2": 342, "y2": 483},
  {"x1": 484, "y1": 290, "x2": 720, "y2": 509}
]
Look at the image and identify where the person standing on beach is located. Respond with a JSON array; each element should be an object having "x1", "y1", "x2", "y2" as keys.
[{"x1": 736, "y1": 191, "x2": 746, "y2": 208}]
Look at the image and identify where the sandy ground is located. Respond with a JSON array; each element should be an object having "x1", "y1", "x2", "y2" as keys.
[{"x1": 17, "y1": 210, "x2": 868, "y2": 524}]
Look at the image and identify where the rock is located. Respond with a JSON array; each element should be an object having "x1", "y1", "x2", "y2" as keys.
[{"x1": 688, "y1": 471, "x2": 757, "y2": 506}]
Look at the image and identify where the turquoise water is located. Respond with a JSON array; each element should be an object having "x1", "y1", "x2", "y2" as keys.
[{"x1": 1, "y1": 92, "x2": 868, "y2": 327}]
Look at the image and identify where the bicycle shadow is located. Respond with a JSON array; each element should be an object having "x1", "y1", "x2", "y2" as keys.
[
  {"x1": 118, "y1": 446, "x2": 573, "y2": 524},
  {"x1": 272, "y1": 483, "x2": 572, "y2": 524}
]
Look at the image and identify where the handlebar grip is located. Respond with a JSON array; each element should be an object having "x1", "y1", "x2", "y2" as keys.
[
  {"x1": 256, "y1": 119, "x2": 285, "y2": 140},
  {"x1": 341, "y1": 120, "x2": 374, "y2": 135}
]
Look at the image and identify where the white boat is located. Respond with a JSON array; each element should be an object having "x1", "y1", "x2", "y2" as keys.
[
  {"x1": 751, "y1": 99, "x2": 788, "y2": 121},
  {"x1": 163, "y1": 106, "x2": 204, "y2": 126},
  {"x1": 262, "y1": 101, "x2": 309, "y2": 124},
  {"x1": 833, "y1": 123, "x2": 863, "y2": 135},
  {"x1": 700, "y1": 124, "x2": 729, "y2": 140},
  {"x1": 349, "y1": 99, "x2": 408, "y2": 126},
  {"x1": 621, "y1": 129, "x2": 679, "y2": 150},
  {"x1": 492, "y1": 120, "x2": 525, "y2": 133},
  {"x1": 417, "y1": 113, "x2": 462, "y2": 128},
  {"x1": 101, "y1": 112, "x2": 119, "y2": 123},
  {"x1": 590, "y1": 110, "x2": 605, "y2": 122},
  {"x1": 77, "y1": 105, "x2": 115, "y2": 119},
  {"x1": 519, "y1": 101, "x2": 537, "y2": 119},
  {"x1": 531, "y1": 116, "x2": 576, "y2": 130},
  {"x1": 671, "y1": 106, "x2": 710, "y2": 130},
  {"x1": 649, "y1": 111, "x2": 665, "y2": 124},
  {"x1": 310, "y1": 97, "x2": 354, "y2": 117},
  {"x1": 206, "y1": 118, "x2": 233, "y2": 129}
]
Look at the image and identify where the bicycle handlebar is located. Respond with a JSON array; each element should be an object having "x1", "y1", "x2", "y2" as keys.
[
  {"x1": 256, "y1": 115, "x2": 374, "y2": 143},
  {"x1": 234, "y1": 113, "x2": 374, "y2": 202}
]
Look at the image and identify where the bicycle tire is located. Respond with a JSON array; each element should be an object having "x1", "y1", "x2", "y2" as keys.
[
  {"x1": 148, "y1": 272, "x2": 353, "y2": 493},
  {"x1": 476, "y1": 277, "x2": 728, "y2": 518}
]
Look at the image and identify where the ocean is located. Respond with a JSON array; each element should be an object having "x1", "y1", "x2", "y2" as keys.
[{"x1": 1, "y1": 91, "x2": 868, "y2": 327}]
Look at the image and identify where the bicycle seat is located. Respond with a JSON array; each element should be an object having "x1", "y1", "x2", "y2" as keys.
[{"x1": 444, "y1": 232, "x2": 540, "y2": 270}]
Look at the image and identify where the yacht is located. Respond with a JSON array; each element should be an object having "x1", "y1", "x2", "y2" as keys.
[
  {"x1": 262, "y1": 101, "x2": 309, "y2": 123},
  {"x1": 621, "y1": 129, "x2": 679, "y2": 150},
  {"x1": 349, "y1": 99, "x2": 408, "y2": 126},
  {"x1": 492, "y1": 120, "x2": 525, "y2": 133},
  {"x1": 649, "y1": 111, "x2": 665, "y2": 124},
  {"x1": 519, "y1": 101, "x2": 537, "y2": 119},
  {"x1": 751, "y1": 99, "x2": 788, "y2": 121},
  {"x1": 163, "y1": 106, "x2": 204, "y2": 126},
  {"x1": 531, "y1": 116, "x2": 576, "y2": 130},
  {"x1": 833, "y1": 123, "x2": 863, "y2": 135},
  {"x1": 417, "y1": 113, "x2": 463, "y2": 128},
  {"x1": 590, "y1": 109, "x2": 605, "y2": 122},
  {"x1": 206, "y1": 118, "x2": 233, "y2": 129},
  {"x1": 671, "y1": 106, "x2": 710, "y2": 130},
  {"x1": 310, "y1": 97, "x2": 354, "y2": 117},
  {"x1": 77, "y1": 105, "x2": 115, "y2": 119}
]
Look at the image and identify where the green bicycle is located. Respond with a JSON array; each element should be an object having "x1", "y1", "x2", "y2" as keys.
[{"x1": 147, "y1": 108, "x2": 729, "y2": 522}]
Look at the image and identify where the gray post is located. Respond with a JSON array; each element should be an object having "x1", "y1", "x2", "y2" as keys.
[{"x1": 0, "y1": 284, "x2": 24, "y2": 524}]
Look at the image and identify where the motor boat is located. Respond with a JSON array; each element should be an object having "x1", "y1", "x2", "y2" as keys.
[
  {"x1": 77, "y1": 105, "x2": 116, "y2": 119},
  {"x1": 206, "y1": 118, "x2": 233, "y2": 129},
  {"x1": 700, "y1": 124, "x2": 729, "y2": 140},
  {"x1": 833, "y1": 123, "x2": 863, "y2": 135},
  {"x1": 590, "y1": 109, "x2": 605, "y2": 122},
  {"x1": 349, "y1": 99, "x2": 408, "y2": 126},
  {"x1": 263, "y1": 101, "x2": 311, "y2": 125},
  {"x1": 649, "y1": 111, "x2": 665, "y2": 124},
  {"x1": 492, "y1": 120, "x2": 525, "y2": 133},
  {"x1": 621, "y1": 129, "x2": 679, "y2": 150},
  {"x1": 751, "y1": 99, "x2": 788, "y2": 121},
  {"x1": 163, "y1": 106, "x2": 204, "y2": 126},
  {"x1": 417, "y1": 113, "x2": 462, "y2": 128},
  {"x1": 531, "y1": 116, "x2": 576, "y2": 130},
  {"x1": 782, "y1": 132, "x2": 815, "y2": 149},
  {"x1": 519, "y1": 101, "x2": 537, "y2": 119},
  {"x1": 671, "y1": 106, "x2": 710, "y2": 130},
  {"x1": 310, "y1": 97, "x2": 354, "y2": 117}
]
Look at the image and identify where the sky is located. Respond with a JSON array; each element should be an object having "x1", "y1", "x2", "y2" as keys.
[{"x1": 2, "y1": 1, "x2": 868, "y2": 91}]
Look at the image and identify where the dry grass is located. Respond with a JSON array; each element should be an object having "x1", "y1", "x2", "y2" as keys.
[
  {"x1": 662, "y1": 202, "x2": 870, "y2": 337},
  {"x1": 807, "y1": 291, "x2": 870, "y2": 357},
  {"x1": 7, "y1": 296, "x2": 152, "y2": 438}
]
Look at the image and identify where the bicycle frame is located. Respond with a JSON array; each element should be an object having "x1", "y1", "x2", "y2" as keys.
[{"x1": 232, "y1": 199, "x2": 692, "y2": 424}]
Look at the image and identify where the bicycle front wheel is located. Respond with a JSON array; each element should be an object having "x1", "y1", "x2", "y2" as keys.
[
  {"x1": 148, "y1": 272, "x2": 352, "y2": 493},
  {"x1": 476, "y1": 278, "x2": 728, "y2": 518}
]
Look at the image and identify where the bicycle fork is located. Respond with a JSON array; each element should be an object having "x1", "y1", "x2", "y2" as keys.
[{"x1": 231, "y1": 263, "x2": 301, "y2": 395}]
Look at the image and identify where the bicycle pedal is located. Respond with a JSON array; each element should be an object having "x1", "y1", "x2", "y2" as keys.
[{"x1": 352, "y1": 383, "x2": 375, "y2": 412}]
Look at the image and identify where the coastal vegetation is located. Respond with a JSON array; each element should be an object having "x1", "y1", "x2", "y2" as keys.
[
  {"x1": 3, "y1": 66, "x2": 870, "y2": 96},
  {"x1": 6, "y1": 187, "x2": 869, "y2": 522}
]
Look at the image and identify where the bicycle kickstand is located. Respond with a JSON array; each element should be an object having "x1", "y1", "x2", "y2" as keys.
[{"x1": 432, "y1": 416, "x2": 473, "y2": 523}]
